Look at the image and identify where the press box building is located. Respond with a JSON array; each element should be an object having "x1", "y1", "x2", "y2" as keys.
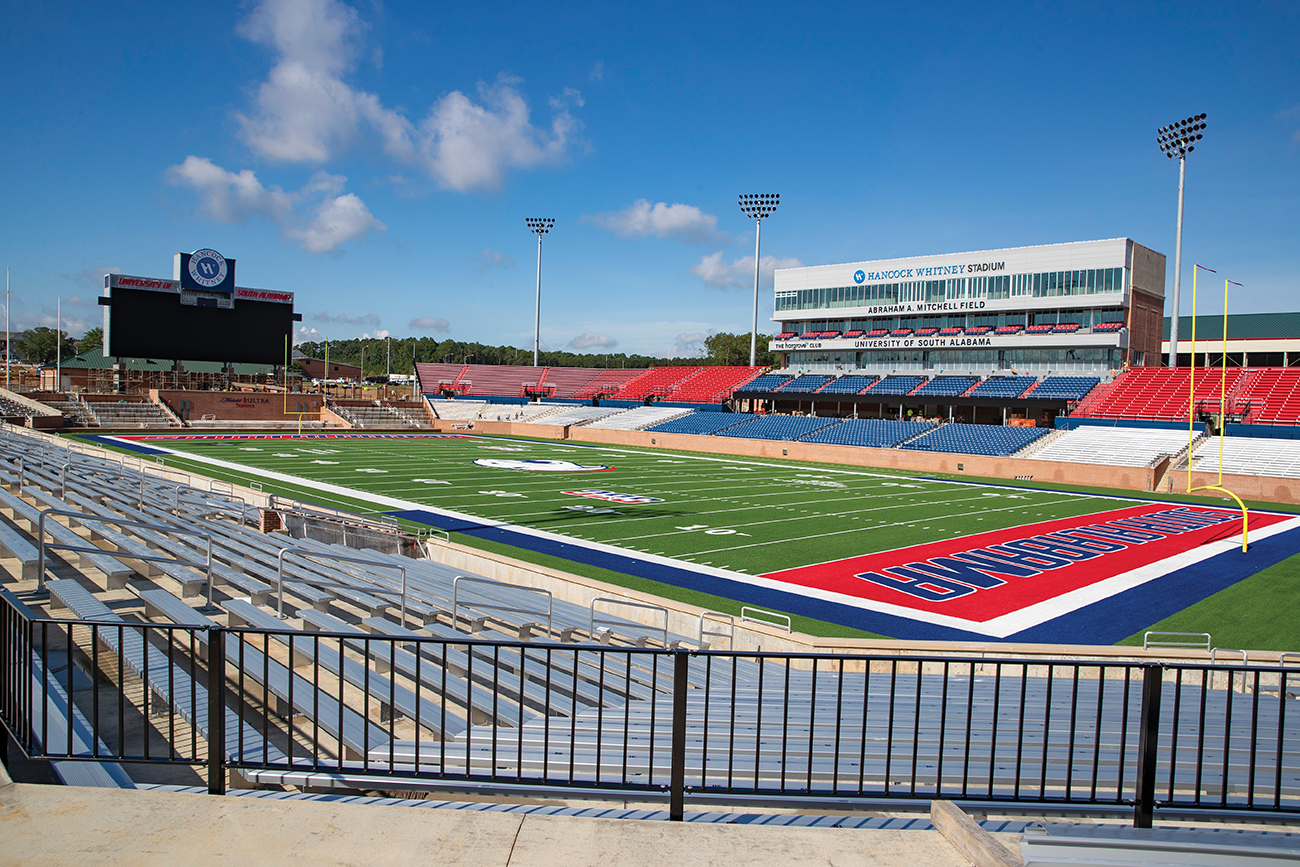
[{"x1": 770, "y1": 239, "x2": 1165, "y2": 376}]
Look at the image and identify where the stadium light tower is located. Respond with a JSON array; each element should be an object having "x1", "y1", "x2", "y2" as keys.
[
  {"x1": 526, "y1": 218, "x2": 555, "y2": 367},
  {"x1": 738, "y1": 194, "x2": 779, "y2": 366},
  {"x1": 1157, "y1": 113, "x2": 1207, "y2": 367}
]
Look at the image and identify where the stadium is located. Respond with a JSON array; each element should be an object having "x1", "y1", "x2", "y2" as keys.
[
  {"x1": 2, "y1": 4, "x2": 1299, "y2": 860},
  {"x1": 0, "y1": 231, "x2": 1299, "y2": 864}
]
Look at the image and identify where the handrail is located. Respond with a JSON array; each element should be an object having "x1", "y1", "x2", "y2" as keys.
[
  {"x1": 590, "y1": 597, "x2": 668, "y2": 647},
  {"x1": 740, "y1": 605, "x2": 792, "y2": 633},
  {"x1": 276, "y1": 547, "x2": 409, "y2": 625},
  {"x1": 698, "y1": 611, "x2": 734, "y2": 649},
  {"x1": 35, "y1": 508, "x2": 213, "y2": 601},
  {"x1": 1143, "y1": 631, "x2": 1211, "y2": 651},
  {"x1": 1210, "y1": 647, "x2": 1249, "y2": 665},
  {"x1": 453, "y1": 575, "x2": 552, "y2": 639}
]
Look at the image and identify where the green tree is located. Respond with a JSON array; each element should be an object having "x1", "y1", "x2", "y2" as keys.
[
  {"x1": 15, "y1": 327, "x2": 77, "y2": 364},
  {"x1": 704, "y1": 332, "x2": 776, "y2": 367},
  {"x1": 77, "y1": 326, "x2": 103, "y2": 354}
]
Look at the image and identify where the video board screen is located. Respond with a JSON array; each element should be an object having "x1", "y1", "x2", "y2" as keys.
[{"x1": 104, "y1": 287, "x2": 295, "y2": 365}]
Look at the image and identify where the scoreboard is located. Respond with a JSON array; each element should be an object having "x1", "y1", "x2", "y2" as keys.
[{"x1": 100, "y1": 249, "x2": 301, "y2": 366}]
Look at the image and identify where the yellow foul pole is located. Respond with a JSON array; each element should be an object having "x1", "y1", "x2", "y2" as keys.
[{"x1": 1186, "y1": 264, "x2": 1215, "y2": 492}]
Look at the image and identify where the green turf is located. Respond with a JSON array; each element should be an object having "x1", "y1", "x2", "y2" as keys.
[
  {"x1": 73, "y1": 431, "x2": 1299, "y2": 647},
  {"x1": 1117, "y1": 551, "x2": 1300, "y2": 653},
  {"x1": 98, "y1": 433, "x2": 1136, "y2": 577}
]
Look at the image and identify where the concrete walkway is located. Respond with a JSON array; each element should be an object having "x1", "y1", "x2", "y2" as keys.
[{"x1": 0, "y1": 770, "x2": 974, "y2": 867}]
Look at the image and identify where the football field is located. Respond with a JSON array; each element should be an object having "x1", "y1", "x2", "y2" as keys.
[{"x1": 88, "y1": 431, "x2": 1300, "y2": 648}]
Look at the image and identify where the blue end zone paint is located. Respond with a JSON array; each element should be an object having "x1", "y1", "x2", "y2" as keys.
[
  {"x1": 79, "y1": 434, "x2": 171, "y2": 456},
  {"x1": 1010, "y1": 525, "x2": 1300, "y2": 644},
  {"x1": 388, "y1": 508, "x2": 1299, "y2": 643}
]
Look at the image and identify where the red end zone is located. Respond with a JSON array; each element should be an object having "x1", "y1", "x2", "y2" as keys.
[{"x1": 761, "y1": 504, "x2": 1284, "y2": 624}]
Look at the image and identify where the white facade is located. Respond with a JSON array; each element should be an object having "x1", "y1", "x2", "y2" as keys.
[{"x1": 770, "y1": 239, "x2": 1164, "y2": 376}]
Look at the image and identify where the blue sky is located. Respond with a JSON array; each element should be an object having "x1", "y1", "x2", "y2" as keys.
[{"x1": 2, "y1": 0, "x2": 1297, "y2": 357}]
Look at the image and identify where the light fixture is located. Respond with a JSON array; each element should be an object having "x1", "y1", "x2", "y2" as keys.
[{"x1": 738, "y1": 194, "x2": 780, "y2": 366}]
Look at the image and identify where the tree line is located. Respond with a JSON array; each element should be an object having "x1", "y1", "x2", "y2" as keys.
[
  {"x1": 293, "y1": 332, "x2": 775, "y2": 378},
  {"x1": 5, "y1": 326, "x2": 776, "y2": 371}
]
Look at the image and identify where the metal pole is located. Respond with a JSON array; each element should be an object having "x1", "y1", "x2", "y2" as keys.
[
  {"x1": 1133, "y1": 664, "x2": 1163, "y2": 828},
  {"x1": 1169, "y1": 156, "x2": 1186, "y2": 367},
  {"x1": 56, "y1": 296, "x2": 61, "y2": 391},
  {"x1": 669, "y1": 650, "x2": 689, "y2": 821},
  {"x1": 750, "y1": 220, "x2": 762, "y2": 367},
  {"x1": 207, "y1": 625, "x2": 227, "y2": 795},
  {"x1": 5, "y1": 266, "x2": 9, "y2": 391},
  {"x1": 534, "y1": 232, "x2": 543, "y2": 367}
]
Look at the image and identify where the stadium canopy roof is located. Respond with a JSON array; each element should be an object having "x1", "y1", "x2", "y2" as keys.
[
  {"x1": 45, "y1": 347, "x2": 277, "y2": 375},
  {"x1": 1163, "y1": 312, "x2": 1300, "y2": 341}
]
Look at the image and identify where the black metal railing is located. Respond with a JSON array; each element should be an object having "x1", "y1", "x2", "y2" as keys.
[{"x1": 1, "y1": 590, "x2": 1296, "y2": 825}]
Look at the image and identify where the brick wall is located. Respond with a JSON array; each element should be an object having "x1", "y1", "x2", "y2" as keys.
[{"x1": 152, "y1": 389, "x2": 321, "y2": 421}]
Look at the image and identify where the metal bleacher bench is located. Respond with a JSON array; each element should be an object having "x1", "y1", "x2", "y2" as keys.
[
  {"x1": 25, "y1": 486, "x2": 208, "y2": 598},
  {"x1": 53, "y1": 485, "x2": 270, "y2": 603},
  {"x1": 218, "y1": 598, "x2": 393, "y2": 756},
  {"x1": 44, "y1": 579, "x2": 289, "y2": 767},
  {"x1": 326, "y1": 613, "x2": 532, "y2": 729},
  {"x1": 0, "y1": 487, "x2": 134, "y2": 588}
]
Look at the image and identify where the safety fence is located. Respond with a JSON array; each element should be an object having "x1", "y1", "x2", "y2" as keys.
[{"x1": 1, "y1": 589, "x2": 1296, "y2": 826}]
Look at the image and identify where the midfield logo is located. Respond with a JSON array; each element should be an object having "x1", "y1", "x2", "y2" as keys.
[{"x1": 561, "y1": 489, "x2": 664, "y2": 505}]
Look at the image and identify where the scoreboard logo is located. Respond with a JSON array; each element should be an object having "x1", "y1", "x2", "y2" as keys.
[{"x1": 187, "y1": 249, "x2": 228, "y2": 288}]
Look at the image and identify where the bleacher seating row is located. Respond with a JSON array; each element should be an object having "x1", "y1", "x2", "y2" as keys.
[
  {"x1": 1191, "y1": 436, "x2": 1300, "y2": 480},
  {"x1": 331, "y1": 402, "x2": 432, "y2": 430},
  {"x1": 418, "y1": 364, "x2": 762, "y2": 404},
  {"x1": 1023, "y1": 425, "x2": 1195, "y2": 467},
  {"x1": 901, "y1": 423, "x2": 1048, "y2": 457}
]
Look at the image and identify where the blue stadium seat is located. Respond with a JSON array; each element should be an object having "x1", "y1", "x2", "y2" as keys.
[
  {"x1": 968, "y1": 376, "x2": 1037, "y2": 398},
  {"x1": 779, "y1": 375, "x2": 833, "y2": 393},
  {"x1": 645, "y1": 412, "x2": 749, "y2": 435},
  {"x1": 800, "y1": 418, "x2": 936, "y2": 448},
  {"x1": 901, "y1": 423, "x2": 1049, "y2": 456},
  {"x1": 816, "y1": 375, "x2": 879, "y2": 395},
  {"x1": 1032, "y1": 376, "x2": 1100, "y2": 400},
  {"x1": 714, "y1": 415, "x2": 840, "y2": 441},
  {"x1": 866, "y1": 376, "x2": 925, "y2": 396},
  {"x1": 734, "y1": 374, "x2": 793, "y2": 393},
  {"x1": 912, "y1": 377, "x2": 976, "y2": 397}
]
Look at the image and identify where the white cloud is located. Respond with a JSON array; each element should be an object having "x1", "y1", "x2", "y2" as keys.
[
  {"x1": 165, "y1": 156, "x2": 293, "y2": 223},
  {"x1": 234, "y1": 0, "x2": 582, "y2": 191},
  {"x1": 671, "y1": 332, "x2": 708, "y2": 357},
  {"x1": 410, "y1": 316, "x2": 450, "y2": 332},
  {"x1": 361, "y1": 329, "x2": 390, "y2": 339},
  {"x1": 584, "y1": 199, "x2": 722, "y2": 244},
  {"x1": 567, "y1": 332, "x2": 617, "y2": 350},
  {"x1": 284, "y1": 193, "x2": 385, "y2": 254},
  {"x1": 37, "y1": 312, "x2": 89, "y2": 335},
  {"x1": 1280, "y1": 103, "x2": 1300, "y2": 143},
  {"x1": 589, "y1": 61, "x2": 604, "y2": 83},
  {"x1": 691, "y1": 251, "x2": 803, "y2": 290},
  {"x1": 312, "y1": 310, "x2": 381, "y2": 326},
  {"x1": 294, "y1": 325, "x2": 321, "y2": 344},
  {"x1": 62, "y1": 265, "x2": 122, "y2": 288},
  {"x1": 480, "y1": 249, "x2": 515, "y2": 270},
  {"x1": 166, "y1": 156, "x2": 383, "y2": 252}
]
